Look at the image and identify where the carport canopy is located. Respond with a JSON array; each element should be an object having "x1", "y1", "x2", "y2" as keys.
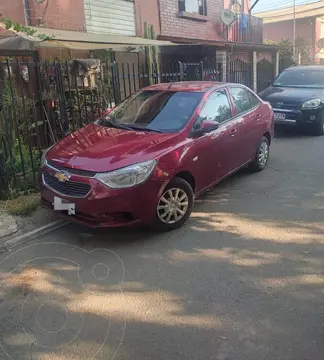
[{"x1": 0, "y1": 24, "x2": 181, "y2": 51}]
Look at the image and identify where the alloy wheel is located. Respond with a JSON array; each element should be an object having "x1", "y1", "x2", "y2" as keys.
[
  {"x1": 157, "y1": 188, "x2": 189, "y2": 224},
  {"x1": 258, "y1": 141, "x2": 269, "y2": 167}
]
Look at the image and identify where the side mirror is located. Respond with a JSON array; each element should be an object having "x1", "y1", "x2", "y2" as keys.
[
  {"x1": 202, "y1": 120, "x2": 219, "y2": 133},
  {"x1": 193, "y1": 120, "x2": 219, "y2": 137},
  {"x1": 266, "y1": 80, "x2": 272, "y2": 87}
]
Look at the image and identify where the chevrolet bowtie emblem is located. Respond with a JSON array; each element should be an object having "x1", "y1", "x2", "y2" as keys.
[{"x1": 54, "y1": 172, "x2": 70, "y2": 182}]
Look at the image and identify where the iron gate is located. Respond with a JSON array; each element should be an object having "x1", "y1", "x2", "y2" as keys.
[
  {"x1": 227, "y1": 57, "x2": 252, "y2": 88},
  {"x1": 257, "y1": 58, "x2": 275, "y2": 92}
]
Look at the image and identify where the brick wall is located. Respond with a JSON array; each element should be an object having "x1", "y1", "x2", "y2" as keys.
[
  {"x1": 0, "y1": 0, "x2": 26, "y2": 24},
  {"x1": 0, "y1": 0, "x2": 86, "y2": 32},
  {"x1": 28, "y1": 0, "x2": 86, "y2": 31},
  {"x1": 134, "y1": 0, "x2": 161, "y2": 36},
  {"x1": 0, "y1": 0, "x2": 26, "y2": 37},
  {"x1": 159, "y1": 0, "x2": 224, "y2": 41}
]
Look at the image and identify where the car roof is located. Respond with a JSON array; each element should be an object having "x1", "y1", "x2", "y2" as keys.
[
  {"x1": 285, "y1": 65, "x2": 324, "y2": 71},
  {"x1": 142, "y1": 81, "x2": 226, "y2": 93}
]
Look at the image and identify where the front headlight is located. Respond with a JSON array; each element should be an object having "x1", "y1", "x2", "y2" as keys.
[
  {"x1": 302, "y1": 99, "x2": 322, "y2": 109},
  {"x1": 95, "y1": 160, "x2": 157, "y2": 189},
  {"x1": 40, "y1": 145, "x2": 54, "y2": 167}
]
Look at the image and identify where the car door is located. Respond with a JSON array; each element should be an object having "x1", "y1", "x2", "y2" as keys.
[
  {"x1": 228, "y1": 86, "x2": 263, "y2": 166},
  {"x1": 189, "y1": 89, "x2": 239, "y2": 191}
]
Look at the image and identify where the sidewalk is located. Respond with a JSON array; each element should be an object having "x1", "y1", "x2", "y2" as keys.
[
  {"x1": 0, "y1": 213, "x2": 18, "y2": 239},
  {"x1": 0, "y1": 205, "x2": 61, "y2": 247}
]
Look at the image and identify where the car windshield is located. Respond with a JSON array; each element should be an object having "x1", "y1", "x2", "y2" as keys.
[
  {"x1": 97, "y1": 90, "x2": 203, "y2": 133},
  {"x1": 273, "y1": 69, "x2": 324, "y2": 88}
]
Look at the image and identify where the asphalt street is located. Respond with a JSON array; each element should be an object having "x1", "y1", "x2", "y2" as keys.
[{"x1": 0, "y1": 127, "x2": 324, "y2": 360}]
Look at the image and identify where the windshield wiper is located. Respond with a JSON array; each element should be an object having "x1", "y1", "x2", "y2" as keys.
[
  {"x1": 128, "y1": 125, "x2": 163, "y2": 133},
  {"x1": 99, "y1": 118, "x2": 134, "y2": 131}
]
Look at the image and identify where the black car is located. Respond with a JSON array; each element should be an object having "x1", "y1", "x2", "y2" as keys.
[{"x1": 259, "y1": 65, "x2": 324, "y2": 136}]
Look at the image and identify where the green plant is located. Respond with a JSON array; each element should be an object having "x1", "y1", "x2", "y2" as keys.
[
  {"x1": 0, "y1": 65, "x2": 39, "y2": 199},
  {"x1": 265, "y1": 37, "x2": 312, "y2": 67},
  {"x1": 0, "y1": 14, "x2": 54, "y2": 41}
]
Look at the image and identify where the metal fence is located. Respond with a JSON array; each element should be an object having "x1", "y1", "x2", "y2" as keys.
[
  {"x1": 227, "y1": 57, "x2": 252, "y2": 88},
  {"x1": 0, "y1": 58, "x2": 224, "y2": 197}
]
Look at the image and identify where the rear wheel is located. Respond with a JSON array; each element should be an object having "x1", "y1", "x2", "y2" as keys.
[
  {"x1": 155, "y1": 177, "x2": 194, "y2": 231},
  {"x1": 249, "y1": 136, "x2": 270, "y2": 172},
  {"x1": 312, "y1": 112, "x2": 324, "y2": 136}
]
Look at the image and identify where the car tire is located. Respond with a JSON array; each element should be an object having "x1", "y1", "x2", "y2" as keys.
[
  {"x1": 312, "y1": 113, "x2": 324, "y2": 136},
  {"x1": 155, "y1": 177, "x2": 194, "y2": 231},
  {"x1": 249, "y1": 136, "x2": 270, "y2": 172}
]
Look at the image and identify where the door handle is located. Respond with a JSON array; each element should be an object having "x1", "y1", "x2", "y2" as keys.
[
  {"x1": 230, "y1": 128, "x2": 238, "y2": 136},
  {"x1": 256, "y1": 114, "x2": 261, "y2": 120}
]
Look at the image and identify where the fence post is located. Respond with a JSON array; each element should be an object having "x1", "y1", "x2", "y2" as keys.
[
  {"x1": 274, "y1": 51, "x2": 279, "y2": 78},
  {"x1": 0, "y1": 150, "x2": 8, "y2": 199},
  {"x1": 216, "y1": 50, "x2": 227, "y2": 82},
  {"x1": 199, "y1": 61, "x2": 204, "y2": 81},
  {"x1": 252, "y1": 51, "x2": 257, "y2": 92},
  {"x1": 111, "y1": 62, "x2": 121, "y2": 105}
]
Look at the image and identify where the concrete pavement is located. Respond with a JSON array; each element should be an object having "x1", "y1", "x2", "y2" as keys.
[
  {"x1": 0, "y1": 214, "x2": 18, "y2": 239},
  {"x1": 0, "y1": 128, "x2": 324, "y2": 360}
]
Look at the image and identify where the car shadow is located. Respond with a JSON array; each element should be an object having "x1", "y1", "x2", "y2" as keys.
[{"x1": 274, "y1": 125, "x2": 313, "y2": 139}]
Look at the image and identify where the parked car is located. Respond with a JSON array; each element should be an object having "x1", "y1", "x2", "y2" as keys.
[
  {"x1": 259, "y1": 65, "x2": 324, "y2": 135},
  {"x1": 40, "y1": 82, "x2": 274, "y2": 230}
]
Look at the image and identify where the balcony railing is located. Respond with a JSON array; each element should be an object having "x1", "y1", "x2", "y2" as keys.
[{"x1": 221, "y1": 14, "x2": 263, "y2": 44}]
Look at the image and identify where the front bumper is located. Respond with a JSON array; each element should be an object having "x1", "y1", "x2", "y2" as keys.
[
  {"x1": 273, "y1": 107, "x2": 323, "y2": 126},
  {"x1": 39, "y1": 165, "x2": 167, "y2": 228}
]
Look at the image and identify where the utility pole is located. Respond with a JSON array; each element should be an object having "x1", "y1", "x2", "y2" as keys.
[{"x1": 293, "y1": 0, "x2": 296, "y2": 61}]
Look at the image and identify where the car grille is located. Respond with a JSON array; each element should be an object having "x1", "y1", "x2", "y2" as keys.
[
  {"x1": 271, "y1": 102, "x2": 299, "y2": 110},
  {"x1": 47, "y1": 160, "x2": 97, "y2": 177},
  {"x1": 43, "y1": 172, "x2": 91, "y2": 198}
]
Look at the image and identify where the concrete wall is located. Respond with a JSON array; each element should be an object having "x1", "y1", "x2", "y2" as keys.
[{"x1": 263, "y1": 18, "x2": 314, "y2": 45}]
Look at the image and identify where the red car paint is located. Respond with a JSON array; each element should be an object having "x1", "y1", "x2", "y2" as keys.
[{"x1": 40, "y1": 82, "x2": 274, "y2": 228}]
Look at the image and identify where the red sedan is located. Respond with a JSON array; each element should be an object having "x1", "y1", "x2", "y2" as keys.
[{"x1": 40, "y1": 82, "x2": 274, "y2": 230}]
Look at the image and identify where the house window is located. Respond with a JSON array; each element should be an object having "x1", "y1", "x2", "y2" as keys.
[{"x1": 179, "y1": 0, "x2": 207, "y2": 16}]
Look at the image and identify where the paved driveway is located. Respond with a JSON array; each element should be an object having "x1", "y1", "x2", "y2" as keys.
[{"x1": 0, "y1": 129, "x2": 324, "y2": 360}]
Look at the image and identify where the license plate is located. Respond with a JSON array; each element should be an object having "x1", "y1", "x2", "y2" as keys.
[
  {"x1": 53, "y1": 196, "x2": 75, "y2": 215},
  {"x1": 274, "y1": 113, "x2": 286, "y2": 120}
]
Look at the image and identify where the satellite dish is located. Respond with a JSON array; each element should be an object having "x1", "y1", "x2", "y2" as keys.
[
  {"x1": 317, "y1": 38, "x2": 324, "y2": 49},
  {"x1": 220, "y1": 9, "x2": 236, "y2": 27}
]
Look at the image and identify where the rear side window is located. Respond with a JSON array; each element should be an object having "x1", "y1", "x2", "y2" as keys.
[
  {"x1": 229, "y1": 87, "x2": 252, "y2": 115},
  {"x1": 247, "y1": 91, "x2": 260, "y2": 108},
  {"x1": 199, "y1": 90, "x2": 232, "y2": 124}
]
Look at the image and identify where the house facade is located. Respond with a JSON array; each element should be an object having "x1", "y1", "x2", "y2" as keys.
[
  {"x1": 0, "y1": 0, "x2": 264, "y2": 44},
  {"x1": 255, "y1": 2, "x2": 324, "y2": 64},
  {"x1": 0, "y1": 0, "x2": 278, "y2": 91},
  {"x1": 0, "y1": 0, "x2": 152, "y2": 36},
  {"x1": 0, "y1": 0, "x2": 152, "y2": 60}
]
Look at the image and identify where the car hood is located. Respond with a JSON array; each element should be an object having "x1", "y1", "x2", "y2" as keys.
[
  {"x1": 47, "y1": 124, "x2": 180, "y2": 172},
  {"x1": 259, "y1": 86, "x2": 324, "y2": 107}
]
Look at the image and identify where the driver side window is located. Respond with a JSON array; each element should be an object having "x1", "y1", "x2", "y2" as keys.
[{"x1": 194, "y1": 90, "x2": 232, "y2": 130}]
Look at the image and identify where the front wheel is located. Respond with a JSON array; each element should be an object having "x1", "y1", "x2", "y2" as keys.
[
  {"x1": 155, "y1": 177, "x2": 194, "y2": 231},
  {"x1": 312, "y1": 113, "x2": 324, "y2": 136},
  {"x1": 249, "y1": 136, "x2": 270, "y2": 172}
]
